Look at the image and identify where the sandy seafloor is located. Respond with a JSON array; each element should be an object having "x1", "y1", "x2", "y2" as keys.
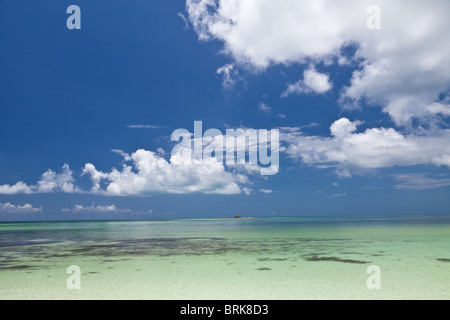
[{"x1": 0, "y1": 215, "x2": 449, "y2": 299}]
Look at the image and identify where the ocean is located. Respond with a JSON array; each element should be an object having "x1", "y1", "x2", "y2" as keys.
[{"x1": 0, "y1": 215, "x2": 449, "y2": 299}]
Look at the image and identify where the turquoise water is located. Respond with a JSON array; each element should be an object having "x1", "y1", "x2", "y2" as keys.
[{"x1": 0, "y1": 215, "x2": 449, "y2": 299}]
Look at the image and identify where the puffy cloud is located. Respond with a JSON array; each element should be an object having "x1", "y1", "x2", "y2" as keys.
[
  {"x1": 106, "y1": 126, "x2": 279, "y2": 195},
  {"x1": 186, "y1": 1, "x2": 450, "y2": 174},
  {"x1": 70, "y1": 204, "x2": 131, "y2": 213},
  {"x1": 82, "y1": 148, "x2": 248, "y2": 196},
  {"x1": 0, "y1": 202, "x2": 42, "y2": 214},
  {"x1": 186, "y1": 0, "x2": 360, "y2": 67},
  {"x1": 36, "y1": 164, "x2": 80, "y2": 193},
  {"x1": 0, "y1": 164, "x2": 81, "y2": 195},
  {"x1": 186, "y1": 0, "x2": 450, "y2": 125},
  {"x1": 281, "y1": 118, "x2": 450, "y2": 174},
  {"x1": 329, "y1": 118, "x2": 359, "y2": 137},
  {"x1": 282, "y1": 67, "x2": 332, "y2": 97},
  {"x1": 0, "y1": 181, "x2": 34, "y2": 195},
  {"x1": 381, "y1": 96, "x2": 450, "y2": 127},
  {"x1": 0, "y1": 129, "x2": 275, "y2": 196}
]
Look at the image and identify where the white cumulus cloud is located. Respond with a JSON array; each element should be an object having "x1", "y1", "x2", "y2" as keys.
[
  {"x1": 0, "y1": 181, "x2": 34, "y2": 195},
  {"x1": 0, "y1": 164, "x2": 81, "y2": 195},
  {"x1": 186, "y1": 0, "x2": 450, "y2": 175},
  {"x1": 281, "y1": 118, "x2": 450, "y2": 174},
  {"x1": 82, "y1": 148, "x2": 248, "y2": 196},
  {"x1": 186, "y1": 0, "x2": 450, "y2": 126},
  {"x1": 282, "y1": 67, "x2": 332, "y2": 97},
  {"x1": 0, "y1": 202, "x2": 42, "y2": 214},
  {"x1": 70, "y1": 204, "x2": 131, "y2": 213}
]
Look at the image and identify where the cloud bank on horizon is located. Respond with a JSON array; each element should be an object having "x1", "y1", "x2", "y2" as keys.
[{"x1": 0, "y1": 147, "x2": 250, "y2": 196}]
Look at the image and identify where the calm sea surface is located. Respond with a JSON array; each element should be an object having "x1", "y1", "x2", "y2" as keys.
[{"x1": 1, "y1": 215, "x2": 449, "y2": 299}]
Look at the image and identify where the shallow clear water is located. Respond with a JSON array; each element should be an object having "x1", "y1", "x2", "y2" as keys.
[{"x1": 0, "y1": 215, "x2": 449, "y2": 299}]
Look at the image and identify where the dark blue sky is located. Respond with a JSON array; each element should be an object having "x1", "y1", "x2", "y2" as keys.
[{"x1": 0, "y1": 0, "x2": 449, "y2": 220}]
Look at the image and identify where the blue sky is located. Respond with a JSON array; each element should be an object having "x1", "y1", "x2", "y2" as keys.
[{"x1": 0, "y1": 0, "x2": 449, "y2": 220}]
